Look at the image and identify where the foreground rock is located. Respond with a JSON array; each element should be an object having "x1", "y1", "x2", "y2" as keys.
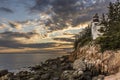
[
  {"x1": 0, "y1": 56, "x2": 73, "y2": 80},
  {"x1": 1, "y1": 45, "x2": 120, "y2": 80},
  {"x1": 0, "y1": 55, "x2": 107, "y2": 80},
  {"x1": 0, "y1": 70, "x2": 8, "y2": 77}
]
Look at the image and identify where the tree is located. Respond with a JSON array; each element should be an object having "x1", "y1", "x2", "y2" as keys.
[
  {"x1": 96, "y1": 0, "x2": 120, "y2": 52},
  {"x1": 73, "y1": 26, "x2": 92, "y2": 50}
]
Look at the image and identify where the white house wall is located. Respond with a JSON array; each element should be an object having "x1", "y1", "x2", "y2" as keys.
[{"x1": 91, "y1": 22, "x2": 103, "y2": 40}]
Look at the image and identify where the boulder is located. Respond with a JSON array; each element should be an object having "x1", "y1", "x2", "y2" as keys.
[
  {"x1": 0, "y1": 72, "x2": 14, "y2": 80},
  {"x1": 52, "y1": 77, "x2": 59, "y2": 80},
  {"x1": 73, "y1": 59, "x2": 86, "y2": 71},
  {"x1": 61, "y1": 70, "x2": 74, "y2": 80},
  {"x1": 72, "y1": 69, "x2": 83, "y2": 78},
  {"x1": 41, "y1": 73, "x2": 50, "y2": 80},
  {"x1": 92, "y1": 75, "x2": 104, "y2": 80},
  {"x1": 29, "y1": 75, "x2": 40, "y2": 80},
  {"x1": 0, "y1": 69, "x2": 8, "y2": 77}
]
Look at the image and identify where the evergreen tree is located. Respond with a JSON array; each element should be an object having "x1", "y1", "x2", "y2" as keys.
[
  {"x1": 96, "y1": 0, "x2": 120, "y2": 52},
  {"x1": 107, "y1": 0, "x2": 120, "y2": 34}
]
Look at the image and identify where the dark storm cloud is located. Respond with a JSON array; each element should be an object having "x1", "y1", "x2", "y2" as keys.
[
  {"x1": 0, "y1": 31, "x2": 56, "y2": 49},
  {"x1": 0, "y1": 39, "x2": 21, "y2": 49},
  {"x1": 0, "y1": 7, "x2": 13, "y2": 13},
  {"x1": 0, "y1": 31, "x2": 39, "y2": 39},
  {"x1": 31, "y1": 0, "x2": 52, "y2": 11},
  {"x1": 0, "y1": 39, "x2": 58, "y2": 50},
  {"x1": 52, "y1": 0, "x2": 79, "y2": 15},
  {"x1": 0, "y1": 38, "x2": 56, "y2": 49},
  {"x1": 32, "y1": 0, "x2": 81, "y2": 13},
  {"x1": 31, "y1": 0, "x2": 113, "y2": 30}
]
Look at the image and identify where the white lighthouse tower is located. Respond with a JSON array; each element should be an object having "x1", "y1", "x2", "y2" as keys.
[{"x1": 91, "y1": 13, "x2": 104, "y2": 40}]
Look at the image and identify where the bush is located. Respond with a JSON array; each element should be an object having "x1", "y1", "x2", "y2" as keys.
[
  {"x1": 96, "y1": 32, "x2": 120, "y2": 52},
  {"x1": 73, "y1": 26, "x2": 92, "y2": 50}
]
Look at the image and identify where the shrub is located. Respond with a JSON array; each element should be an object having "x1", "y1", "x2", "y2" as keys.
[
  {"x1": 73, "y1": 26, "x2": 92, "y2": 50},
  {"x1": 96, "y1": 31, "x2": 120, "y2": 52}
]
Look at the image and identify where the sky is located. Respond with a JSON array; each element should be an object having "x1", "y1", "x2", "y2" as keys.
[{"x1": 0, "y1": 0, "x2": 114, "y2": 53}]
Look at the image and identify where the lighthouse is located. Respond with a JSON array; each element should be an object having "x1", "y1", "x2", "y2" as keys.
[{"x1": 91, "y1": 13, "x2": 104, "y2": 40}]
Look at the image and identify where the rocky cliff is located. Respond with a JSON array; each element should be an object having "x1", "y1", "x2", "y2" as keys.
[{"x1": 69, "y1": 42, "x2": 120, "y2": 79}]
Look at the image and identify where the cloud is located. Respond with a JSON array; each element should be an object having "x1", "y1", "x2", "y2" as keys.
[
  {"x1": 8, "y1": 21, "x2": 22, "y2": 30},
  {"x1": 0, "y1": 31, "x2": 39, "y2": 39},
  {"x1": 0, "y1": 7, "x2": 13, "y2": 13},
  {"x1": 30, "y1": 0, "x2": 112, "y2": 31},
  {"x1": 0, "y1": 30, "x2": 49, "y2": 44},
  {"x1": 0, "y1": 38, "x2": 57, "y2": 49},
  {"x1": 53, "y1": 38, "x2": 74, "y2": 42},
  {"x1": 0, "y1": 31, "x2": 57, "y2": 49},
  {"x1": 0, "y1": 23, "x2": 7, "y2": 29}
]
